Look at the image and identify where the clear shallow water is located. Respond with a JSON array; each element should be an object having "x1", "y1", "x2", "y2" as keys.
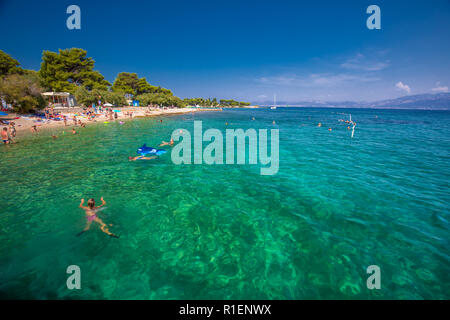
[{"x1": 0, "y1": 108, "x2": 449, "y2": 299}]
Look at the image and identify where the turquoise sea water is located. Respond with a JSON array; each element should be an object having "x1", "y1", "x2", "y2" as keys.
[{"x1": 0, "y1": 107, "x2": 449, "y2": 299}]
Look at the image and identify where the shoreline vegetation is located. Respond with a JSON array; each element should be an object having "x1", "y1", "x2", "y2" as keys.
[
  {"x1": 0, "y1": 48, "x2": 255, "y2": 115},
  {"x1": 0, "y1": 47, "x2": 258, "y2": 143}
]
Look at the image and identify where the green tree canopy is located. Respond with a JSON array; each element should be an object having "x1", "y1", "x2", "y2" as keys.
[
  {"x1": 73, "y1": 86, "x2": 98, "y2": 106},
  {"x1": 39, "y1": 48, "x2": 110, "y2": 93},
  {"x1": 0, "y1": 73, "x2": 46, "y2": 113},
  {"x1": 74, "y1": 87, "x2": 127, "y2": 107},
  {"x1": 219, "y1": 99, "x2": 251, "y2": 107},
  {"x1": 112, "y1": 72, "x2": 174, "y2": 97},
  {"x1": 0, "y1": 50, "x2": 22, "y2": 76},
  {"x1": 137, "y1": 93, "x2": 185, "y2": 107},
  {"x1": 183, "y1": 98, "x2": 249, "y2": 107},
  {"x1": 103, "y1": 90, "x2": 127, "y2": 106},
  {"x1": 112, "y1": 72, "x2": 139, "y2": 94}
]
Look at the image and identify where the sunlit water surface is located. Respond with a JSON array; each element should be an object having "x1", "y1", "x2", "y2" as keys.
[{"x1": 0, "y1": 108, "x2": 449, "y2": 299}]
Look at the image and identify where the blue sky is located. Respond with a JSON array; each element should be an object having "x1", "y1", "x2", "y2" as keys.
[{"x1": 0, "y1": 0, "x2": 449, "y2": 102}]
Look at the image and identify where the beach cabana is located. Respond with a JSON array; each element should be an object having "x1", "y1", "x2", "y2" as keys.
[{"x1": 42, "y1": 92, "x2": 77, "y2": 108}]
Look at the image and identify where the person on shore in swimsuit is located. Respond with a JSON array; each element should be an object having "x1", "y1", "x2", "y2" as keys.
[
  {"x1": 128, "y1": 155, "x2": 157, "y2": 161},
  {"x1": 30, "y1": 125, "x2": 38, "y2": 133},
  {"x1": 8, "y1": 122, "x2": 16, "y2": 138},
  {"x1": 77, "y1": 197, "x2": 118, "y2": 238},
  {"x1": 1, "y1": 127, "x2": 9, "y2": 144},
  {"x1": 159, "y1": 138, "x2": 174, "y2": 147}
]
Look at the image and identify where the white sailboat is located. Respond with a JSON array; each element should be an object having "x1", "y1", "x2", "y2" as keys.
[{"x1": 270, "y1": 94, "x2": 277, "y2": 109}]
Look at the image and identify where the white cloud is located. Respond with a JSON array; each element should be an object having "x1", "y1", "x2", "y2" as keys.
[
  {"x1": 431, "y1": 86, "x2": 448, "y2": 93},
  {"x1": 395, "y1": 81, "x2": 411, "y2": 94},
  {"x1": 340, "y1": 53, "x2": 389, "y2": 71},
  {"x1": 257, "y1": 73, "x2": 380, "y2": 88}
]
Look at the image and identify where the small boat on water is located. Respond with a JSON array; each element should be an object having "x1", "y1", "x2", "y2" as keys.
[{"x1": 270, "y1": 94, "x2": 277, "y2": 109}]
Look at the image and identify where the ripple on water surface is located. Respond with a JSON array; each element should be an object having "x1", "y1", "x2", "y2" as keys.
[{"x1": 0, "y1": 108, "x2": 449, "y2": 299}]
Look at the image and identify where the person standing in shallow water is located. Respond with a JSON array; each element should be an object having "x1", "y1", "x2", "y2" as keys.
[
  {"x1": 77, "y1": 197, "x2": 119, "y2": 238},
  {"x1": 1, "y1": 127, "x2": 9, "y2": 144}
]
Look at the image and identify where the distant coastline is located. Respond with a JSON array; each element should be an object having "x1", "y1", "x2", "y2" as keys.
[
  {"x1": 259, "y1": 105, "x2": 450, "y2": 111},
  {"x1": 255, "y1": 92, "x2": 450, "y2": 111}
]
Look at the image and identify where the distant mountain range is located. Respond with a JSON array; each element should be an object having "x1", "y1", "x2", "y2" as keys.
[{"x1": 256, "y1": 93, "x2": 450, "y2": 110}]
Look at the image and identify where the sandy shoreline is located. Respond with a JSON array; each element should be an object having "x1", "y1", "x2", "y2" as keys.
[{"x1": 1, "y1": 107, "x2": 221, "y2": 142}]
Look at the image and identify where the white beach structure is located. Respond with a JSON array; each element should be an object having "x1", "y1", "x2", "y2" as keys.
[{"x1": 42, "y1": 92, "x2": 77, "y2": 108}]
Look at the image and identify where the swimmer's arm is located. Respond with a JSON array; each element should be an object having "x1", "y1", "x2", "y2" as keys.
[
  {"x1": 79, "y1": 199, "x2": 89, "y2": 209},
  {"x1": 96, "y1": 197, "x2": 106, "y2": 208},
  {"x1": 143, "y1": 156, "x2": 157, "y2": 160}
]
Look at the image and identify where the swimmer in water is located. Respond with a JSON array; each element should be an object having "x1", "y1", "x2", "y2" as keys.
[
  {"x1": 159, "y1": 138, "x2": 174, "y2": 147},
  {"x1": 128, "y1": 155, "x2": 157, "y2": 161},
  {"x1": 77, "y1": 197, "x2": 118, "y2": 238},
  {"x1": 72, "y1": 128, "x2": 77, "y2": 134},
  {"x1": 317, "y1": 123, "x2": 322, "y2": 127}
]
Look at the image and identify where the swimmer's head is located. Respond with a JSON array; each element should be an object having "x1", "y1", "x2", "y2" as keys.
[
  {"x1": 128, "y1": 156, "x2": 133, "y2": 160},
  {"x1": 87, "y1": 198, "x2": 95, "y2": 209}
]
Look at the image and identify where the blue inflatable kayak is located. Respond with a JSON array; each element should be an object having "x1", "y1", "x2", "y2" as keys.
[{"x1": 137, "y1": 144, "x2": 167, "y2": 156}]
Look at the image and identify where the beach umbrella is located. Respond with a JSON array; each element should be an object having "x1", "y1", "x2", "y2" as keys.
[
  {"x1": 104, "y1": 103, "x2": 113, "y2": 107},
  {"x1": 113, "y1": 110, "x2": 121, "y2": 112},
  {"x1": 0, "y1": 111, "x2": 8, "y2": 116}
]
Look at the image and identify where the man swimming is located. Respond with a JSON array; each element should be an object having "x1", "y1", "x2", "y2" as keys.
[
  {"x1": 159, "y1": 138, "x2": 174, "y2": 147},
  {"x1": 77, "y1": 197, "x2": 118, "y2": 238},
  {"x1": 128, "y1": 155, "x2": 157, "y2": 161}
]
